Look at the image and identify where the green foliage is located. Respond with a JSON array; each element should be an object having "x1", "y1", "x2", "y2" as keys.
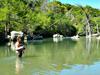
[{"x1": 0, "y1": 0, "x2": 100, "y2": 37}]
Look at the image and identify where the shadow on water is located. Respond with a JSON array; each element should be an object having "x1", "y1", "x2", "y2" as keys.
[{"x1": 0, "y1": 42, "x2": 7, "y2": 46}]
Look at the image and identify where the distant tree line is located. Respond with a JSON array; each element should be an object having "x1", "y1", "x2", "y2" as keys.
[{"x1": 0, "y1": 0, "x2": 100, "y2": 40}]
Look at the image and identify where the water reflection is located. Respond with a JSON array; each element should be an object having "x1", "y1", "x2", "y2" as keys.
[
  {"x1": 96, "y1": 39, "x2": 100, "y2": 49},
  {"x1": 15, "y1": 57, "x2": 23, "y2": 75},
  {"x1": 7, "y1": 41, "x2": 16, "y2": 51},
  {"x1": 11, "y1": 42, "x2": 16, "y2": 51},
  {"x1": 86, "y1": 38, "x2": 91, "y2": 55},
  {"x1": 59, "y1": 62, "x2": 100, "y2": 75},
  {"x1": 53, "y1": 38, "x2": 63, "y2": 43},
  {"x1": 0, "y1": 38, "x2": 100, "y2": 75}
]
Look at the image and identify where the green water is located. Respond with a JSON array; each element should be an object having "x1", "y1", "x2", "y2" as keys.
[{"x1": 0, "y1": 37, "x2": 100, "y2": 75}]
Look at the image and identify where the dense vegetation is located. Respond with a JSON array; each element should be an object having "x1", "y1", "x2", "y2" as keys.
[{"x1": 0, "y1": 0, "x2": 100, "y2": 39}]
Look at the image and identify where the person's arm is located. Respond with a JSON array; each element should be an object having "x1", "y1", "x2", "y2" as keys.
[
  {"x1": 15, "y1": 42, "x2": 20, "y2": 49},
  {"x1": 17, "y1": 42, "x2": 20, "y2": 47}
]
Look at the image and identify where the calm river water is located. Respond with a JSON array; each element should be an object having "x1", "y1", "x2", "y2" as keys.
[{"x1": 0, "y1": 37, "x2": 100, "y2": 75}]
